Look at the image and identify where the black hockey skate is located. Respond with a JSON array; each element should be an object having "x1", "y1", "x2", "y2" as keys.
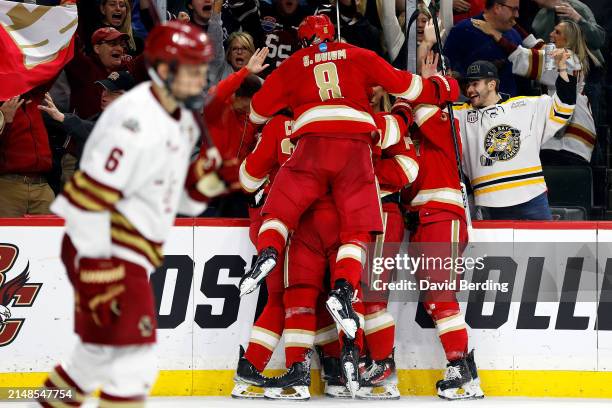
[
  {"x1": 239, "y1": 247, "x2": 278, "y2": 297},
  {"x1": 465, "y1": 349, "x2": 485, "y2": 398},
  {"x1": 436, "y1": 352, "x2": 483, "y2": 400},
  {"x1": 317, "y1": 347, "x2": 352, "y2": 399},
  {"x1": 326, "y1": 279, "x2": 359, "y2": 339},
  {"x1": 264, "y1": 350, "x2": 312, "y2": 400},
  {"x1": 231, "y1": 346, "x2": 268, "y2": 399},
  {"x1": 357, "y1": 353, "x2": 400, "y2": 400},
  {"x1": 340, "y1": 337, "x2": 360, "y2": 398}
]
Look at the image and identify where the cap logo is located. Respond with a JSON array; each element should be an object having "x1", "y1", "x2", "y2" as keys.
[{"x1": 108, "y1": 71, "x2": 120, "y2": 81}]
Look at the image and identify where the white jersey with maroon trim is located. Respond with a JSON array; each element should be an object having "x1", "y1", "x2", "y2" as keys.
[{"x1": 51, "y1": 82, "x2": 206, "y2": 272}]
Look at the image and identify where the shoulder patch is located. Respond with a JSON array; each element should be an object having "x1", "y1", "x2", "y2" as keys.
[{"x1": 122, "y1": 118, "x2": 140, "y2": 133}]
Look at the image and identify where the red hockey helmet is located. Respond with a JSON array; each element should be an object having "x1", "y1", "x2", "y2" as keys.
[
  {"x1": 144, "y1": 21, "x2": 214, "y2": 66},
  {"x1": 298, "y1": 14, "x2": 335, "y2": 46}
]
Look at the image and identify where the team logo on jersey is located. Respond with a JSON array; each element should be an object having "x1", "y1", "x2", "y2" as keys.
[
  {"x1": 480, "y1": 124, "x2": 521, "y2": 166},
  {"x1": 467, "y1": 110, "x2": 478, "y2": 123},
  {"x1": 0, "y1": 244, "x2": 43, "y2": 347},
  {"x1": 261, "y1": 16, "x2": 277, "y2": 32}
]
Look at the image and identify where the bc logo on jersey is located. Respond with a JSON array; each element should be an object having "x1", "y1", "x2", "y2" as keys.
[{"x1": 480, "y1": 124, "x2": 521, "y2": 166}]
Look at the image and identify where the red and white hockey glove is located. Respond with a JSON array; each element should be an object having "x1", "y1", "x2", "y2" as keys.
[
  {"x1": 185, "y1": 147, "x2": 227, "y2": 202},
  {"x1": 429, "y1": 75, "x2": 460, "y2": 105},
  {"x1": 391, "y1": 99, "x2": 415, "y2": 128},
  {"x1": 77, "y1": 258, "x2": 125, "y2": 327}
]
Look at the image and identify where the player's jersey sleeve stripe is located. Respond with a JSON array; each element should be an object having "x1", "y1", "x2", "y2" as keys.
[
  {"x1": 565, "y1": 123, "x2": 596, "y2": 147},
  {"x1": 413, "y1": 104, "x2": 439, "y2": 127},
  {"x1": 110, "y1": 211, "x2": 164, "y2": 267},
  {"x1": 63, "y1": 180, "x2": 108, "y2": 212},
  {"x1": 392, "y1": 74, "x2": 423, "y2": 101},
  {"x1": 381, "y1": 114, "x2": 401, "y2": 149},
  {"x1": 394, "y1": 155, "x2": 419, "y2": 183},
  {"x1": 249, "y1": 103, "x2": 270, "y2": 125},
  {"x1": 239, "y1": 161, "x2": 267, "y2": 193},
  {"x1": 72, "y1": 171, "x2": 122, "y2": 207}
]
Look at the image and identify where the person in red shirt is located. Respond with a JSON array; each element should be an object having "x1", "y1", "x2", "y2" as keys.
[
  {"x1": 203, "y1": 47, "x2": 269, "y2": 217},
  {"x1": 0, "y1": 89, "x2": 54, "y2": 217},
  {"x1": 239, "y1": 14, "x2": 458, "y2": 344},
  {"x1": 65, "y1": 27, "x2": 146, "y2": 120}
]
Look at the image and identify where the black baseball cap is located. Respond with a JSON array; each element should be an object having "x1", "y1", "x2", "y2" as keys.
[
  {"x1": 465, "y1": 60, "x2": 499, "y2": 81},
  {"x1": 95, "y1": 71, "x2": 135, "y2": 92}
]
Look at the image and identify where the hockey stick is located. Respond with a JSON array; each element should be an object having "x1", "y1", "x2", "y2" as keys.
[
  {"x1": 426, "y1": 0, "x2": 473, "y2": 229},
  {"x1": 336, "y1": 0, "x2": 342, "y2": 41}
]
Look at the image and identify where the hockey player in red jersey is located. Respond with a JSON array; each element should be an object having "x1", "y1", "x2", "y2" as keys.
[
  {"x1": 401, "y1": 89, "x2": 484, "y2": 398},
  {"x1": 239, "y1": 14, "x2": 460, "y2": 345},
  {"x1": 315, "y1": 99, "x2": 418, "y2": 400},
  {"x1": 37, "y1": 22, "x2": 224, "y2": 407},
  {"x1": 264, "y1": 106, "x2": 419, "y2": 400},
  {"x1": 231, "y1": 114, "x2": 293, "y2": 399}
]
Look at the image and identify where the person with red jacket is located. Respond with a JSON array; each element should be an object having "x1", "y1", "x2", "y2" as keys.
[
  {"x1": 202, "y1": 47, "x2": 269, "y2": 217},
  {"x1": 239, "y1": 15, "x2": 459, "y2": 346},
  {"x1": 0, "y1": 90, "x2": 54, "y2": 217},
  {"x1": 65, "y1": 27, "x2": 146, "y2": 120}
]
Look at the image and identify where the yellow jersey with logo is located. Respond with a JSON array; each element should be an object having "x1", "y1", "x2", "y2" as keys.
[{"x1": 454, "y1": 93, "x2": 574, "y2": 208}]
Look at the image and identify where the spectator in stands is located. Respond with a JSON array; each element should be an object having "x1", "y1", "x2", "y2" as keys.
[
  {"x1": 0, "y1": 90, "x2": 54, "y2": 217},
  {"x1": 453, "y1": 0, "x2": 485, "y2": 24},
  {"x1": 203, "y1": 48, "x2": 269, "y2": 217},
  {"x1": 39, "y1": 71, "x2": 136, "y2": 185},
  {"x1": 473, "y1": 18, "x2": 599, "y2": 165},
  {"x1": 65, "y1": 27, "x2": 145, "y2": 119},
  {"x1": 336, "y1": 0, "x2": 385, "y2": 57},
  {"x1": 443, "y1": 0, "x2": 523, "y2": 96},
  {"x1": 79, "y1": 0, "x2": 152, "y2": 55},
  {"x1": 453, "y1": 58, "x2": 577, "y2": 220},
  {"x1": 529, "y1": 0, "x2": 606, "y2": 125},
  {"x1": 187, "y1": 0, "x2": 232, "y2": 86},
  {"x1": 226, "y1": 32, "x2": 257, "y2": 74}
]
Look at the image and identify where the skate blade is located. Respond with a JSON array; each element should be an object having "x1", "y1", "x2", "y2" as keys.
[
  {"x1": 231, "y1": 383, "x2": 264, "y2": 399},
  {"x1": 437, "y1": 385, "x2": 485, "y2": 400},
  {"x1": 356, "y1": 384, "x2": 400, "y2": 400},
  {"x1": 324, "y1": 384, "x2": 353, "y2": 399},
  {"x1": 325, "y1": 297, "x2": 357, "y2": 339},
  {"x1": 240, "y1": 259, "x2": 276, "y2": 297},
  {"x1": 264, "y1": 386, "x2": 310, "y2": 400},
  {"x1": 342, "y1": 362, "x2": 359, "y2": 398}
]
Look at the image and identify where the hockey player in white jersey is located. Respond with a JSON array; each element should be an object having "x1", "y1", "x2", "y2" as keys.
[
  {"x1": 454, "y1": 56, "x2": 577, "y2": 220},
  {"x1": 37, "y1": 21, "x2": 225, "y2": 407}
]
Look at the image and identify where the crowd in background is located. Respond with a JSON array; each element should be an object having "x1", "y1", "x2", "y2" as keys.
[{"x1": 0, "y1": 0, "x2": 610, "y2": 219}]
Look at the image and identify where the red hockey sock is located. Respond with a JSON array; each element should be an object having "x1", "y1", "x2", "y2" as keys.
[
  {"x1": 284, "y1": 285, "x2": 319, "y2": 367},
  {"x1": 333, "y1": 244, "x2": 366, "y2": 289},
  {"x1": 257, "y1": 218, "x2": 289, "y2": 253},
  {"x1": 425, "y1": 301, "x2": 468, "y2": 361},
  {"x1": 244, "y1": 291, "x2": 284, "y2": 371},
  {"x1": 364, "y1": 302, "x2": 395, "y2": 361},
  {"x1": 38, "y1": 365, "x2": 89, "y2": 407}
]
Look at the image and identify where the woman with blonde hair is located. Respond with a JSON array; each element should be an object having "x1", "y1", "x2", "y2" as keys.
[
  {"x1": 98, "y1": 0, "x2": 140, "y2": 53},
  {"x1": 473, "y1": 18, "x2": 598, "y2": 165}
]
